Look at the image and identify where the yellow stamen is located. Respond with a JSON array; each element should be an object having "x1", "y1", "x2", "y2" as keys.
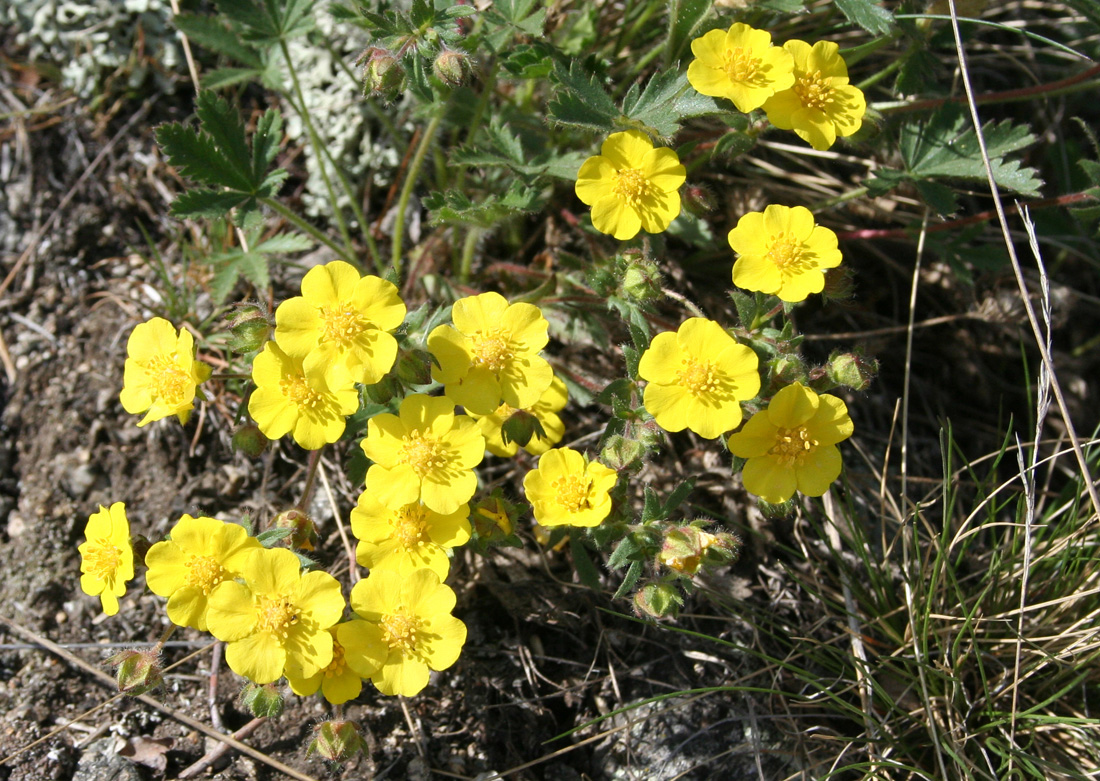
[
  {"x1": 393, "y1": 504, "x2": 428, "y2": 549},
  {"x1": 145, "y1": 356, "x2": 189, "y2": 404},
  {"x1": 323, "y1": 642, "x2": 346, "y2": 678},
  {"x1": 380, "y1": 610, "x2": 421, "y2": 655},
  {"x1": 766, "y1": 232, "x2": 808, "y2": 273},
  {"x1": 552, "y1": 474, "x2": 590, "y2": 513},
  {"x1": 768, "y1": 425, "x2": 818, "y2": 467},
  {"x1": 85, "y1": 538, "x2": 122, "y2": 581},
  {"x1": 793, "y1": 70, "x2": 832, "y2": 112},
  {"x1": 677, "y1": 357, "x2": 719, "y2": 395},
  {"x1": 470, "y1": 328, "x2": 514, "y2": 374},
  {"x1": 723, "y1": 46, "x2": 760, "y2": 83},
  {"x1": 612, "y1": 168, "x2": 652, "y2": 207},
  {"x1": 281, "y1": 374, "x2": 324, "y2": 409},
  {"x1": 401, "y1": 432, "x2": 445, "y2": 478},
  {"x1": 185, "y1": 554, "x2": 227, "y2": 595},
  {"x1": 255, "y1": 594, "x2": 298, "y2": 639},
  {"x1": 320, "y1": 306, "x2": 368, "y2": 346}
]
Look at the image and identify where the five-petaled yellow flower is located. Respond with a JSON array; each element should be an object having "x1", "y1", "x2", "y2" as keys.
[
  {"x1": 205, "y1": 547, "x2": 346, "y2": 684},
  {"x1": 360, "y1": 394, "x2": 486, "y2": 515},
  {"x1": 472, "y1": 375, "x2": 568, "y2": 458},
  {"x1": 638, "y1": 318, "x2": 760, "y2": 439},
  {"x1": 351, "y1": 492, "x2": 471, "y2": 580},
  {"x1": 687, "y1": 23, "x2": 794, "y2": 113},
  {"x1": 428, "y1": 292, "x2": 553, "y2": 416},
  {"x1": 284, "y1": 622, "x2": 386, "y2": 705},
  {"x1": 120, "y1": 317, "x2": 212, "y2": 426},
  {"x1": 522, "y1": 447, "x2": 618, "y2": 528},
  {"x1": 275, "y1": 260, "x2": 406, "y2": 386},
  {"x1": 349, "y1": 569, "x2": 467, "y2": 697},
  {"x1": 728, "y1": 382, "x2": 853, "y2": 503},
  {"x1": 575, "y1": 130, "x2": 686, "y2": 240},
  {"x1": 79, "y1": 502, "x2": 134, "y2": 617},
  {"x1": 727, "y1": 205, "x2": 843, "y2": 303},
  {"x1": 762, "y1": 40, "x2": 866, "y2": 151},
  {"x1": 249, "y1": 341, "x2": 359, "y2": 450},
  {"x1": 145, "y1": 514, "x2": 261, "y2": 632}
]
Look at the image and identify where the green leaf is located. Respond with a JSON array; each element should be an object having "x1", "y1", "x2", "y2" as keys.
[
  {"x1": 621, "y1": 70, "x2": 690, "y2": 138},
  {"x1": 156, "y1": 122, "x2": 248, "y2": 190},
  {"x1": 548, "y1": 60, "x2": 618, "y2": 132},
  {"x1": 173, "y1": 13, "x2": 262, "y2": 66},
  {"x1": 612, "y1": 560, "x2": 644, "y2": 599},
  {"x1": 755, "y1": 0, "x2": 804, "y2": 10},
  {"x1": 170, "y1": 189, "x2": 249, "y2": 218},
  {"x1": 569, "y1": 537, "x2": 603, "y2": 589},
  {"x1": 201, "y1": 67, "x2": 267, "y2": 90},
  {"x1": 641, "y1": 487, "x2": 662, "y2": 523},
  {"x1": 608, "y1": 535, "x2": 642, "y2": 570},
  {"x1": 492, "y1": 0, "x2": 546, "y2": 35},
  {"x1": 252, "y1": 233, "x2": 312, "y2": 253},
  {"x1": 665, "y1": 0, "x2": 712, "y2": 65},
  {"x1": 424, "y1": 182, "x2": 542, "y2": 228},
  {"x1": 834, "y1": 0, "x2": 895, "y2": 35},
  {"x1": 251, "y1": 109, "x2": 283, "y2": 182},
  {"x1": 195, "y1": 91, "x2": 253, "y2": 190}
]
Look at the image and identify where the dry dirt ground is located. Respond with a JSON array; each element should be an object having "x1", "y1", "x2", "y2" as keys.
[{"x1": 3, "y1": 45, "x2": 1099, "y2": 781}]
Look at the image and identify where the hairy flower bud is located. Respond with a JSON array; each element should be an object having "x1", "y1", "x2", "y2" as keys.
[
  {"x1": 359, "y1": 47, "x2": 403, "y2": 99},
  {"x1": 308, "y1": 720, "x2": 368, "y2": 763},
  {"x1": 633, "y1": 581, "x2": 683, "y2": 619},
  {"x1": 500, "y1": 409, "x2": 544, "y2": 448},
  {"x1": 432, "y1": 47, "x2": 473, "y2": 87},
  {"x1": 394, "y1": 347, "x2": 434, "y2": 387},
  {"x1": 681, "y1": 183, "x2": 716, "y2": 216},
  {"x1": 620, "y1": 254, "x2": 662, "y2": 303},
  {"x1": 107, "y1": 647, "x2": 163, "y2": 696},
  {"x1": 826, "y1": 350, "x2": 877, "y2": 392},
  {"x1": 600, "y1": 434, "x2": 645, "y2": 473},
  {"x1": 226, "y1": 304, "x2": 272, "y2": 354},
  {"x1": 239, "y1": 682, "x2": 284, "y2": 719},
  {"x1": 272, "y1": 509, "x2": 317, "y2": 551},
  {"x1": 232, "y1": 424, "x2": 269, "y2": 458}
]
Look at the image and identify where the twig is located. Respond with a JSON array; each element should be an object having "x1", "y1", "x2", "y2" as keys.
[
  {"x1": 0, "y1": 616, "x2": 318, "y2": 781},
  {"x1": 177, "y1": 717, "x2": 267, "y2": 779},
  {"x1": 947, "y1": 0, "x2": 1100, "y2": 527},
  {"x1": 319, "y1": 456, "x2": 359, "y2": 584},
  {"x1": 167, "y1": 0, "x2": 201, "y2": 94}
]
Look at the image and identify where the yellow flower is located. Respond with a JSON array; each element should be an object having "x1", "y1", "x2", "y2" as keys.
[
  {"x1": 638, "y1": 318, "x2": 760, "y2": 439},
  {"x1": 727, "y1": 205, "x2": 843, "y2": 303},
  {"x1": 574, "y1": 130, "x2": 686, "y2": 240},
  {"x1": 205, "y1": 547, "x2": 346, "y2": 684},
  {"x1": 728, "y1": 382, "x2": 854, "y2": 503},
  {"x1": 762, "y1": 40, "x2": 866, "y2": 151},
  {"x1": 522, "y1": 447, "x2": 617, "y2": 528},
  {"x1": 119, "y1": 318, "x2": 212, "y2": 426},
  {"x1": 145, "y1": 515, "x2": 261, "y2": 632},
  {"x1": 428, "y1": 292, "x2": 553, "y2": 416},
  {"x1": 360, "y1": 394, "x2": 485, "y2": 515},
  {"x1": 248, "y1": 341, "x2": 359, "y2": 450},
  {"x1": 349, "y1": 568, "x2": 467, "y2": 697},
  {"x1": 686, "y1": 23, "x2": 794, "y2": 112},
  {"x1": 472, "y1": 375, "x2": 568, "y2": 458},
  {"x1": 79, "y1": 502, "x2": 134, "y2": 616},
  {"x1": 274, "y1": 261, "x2": 406, "y2": 385},
  {"x1": 350, "y1": 492, "x2": 471, "y2": 580},
  {"x1": 284, "y1": 622, "x2": 386, "y2": 705}
]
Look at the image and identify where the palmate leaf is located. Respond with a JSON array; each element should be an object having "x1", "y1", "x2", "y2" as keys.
[
  {"x1": 206, "y1": 231, "x2": 310, "y2": 302},
  {"x1": 424, "y1": 182, "x2": 543, "y2": 229},
  {"x1": 834, "y1": 0, "x2": 895, "y2": 35},
  {"x1": 548, "y1": 60, "x2": 619, "y2": 132},
  {"x1": 867, "y1": 105, "x2": 1043, "y2": 214},
  {"x1": 172, "y1": 14, "x2": 262, "y2": 67},
  {"x1": 212, "y1": 0, "x2": 315, "y2": 47}
]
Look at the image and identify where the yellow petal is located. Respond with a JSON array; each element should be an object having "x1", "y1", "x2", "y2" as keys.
[{"x1": 742, "y1": 455, "x2": 798, "y2": 503}]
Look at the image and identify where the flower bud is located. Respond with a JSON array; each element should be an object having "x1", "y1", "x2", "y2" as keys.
[
  {"x1": 619, "y1": 254, "x2": 662, "y2": 303},
  {"x1": 107, "y1": 648, "x2": 163, "y2": 696},
  {"x1": 226, "y1": 304, "x2": 272, "y2": 354},
  {"x1": 657, "y1": 527, "x2": 707, "y2": 576},
  {"x1": 826, "y1": 350, "x2": 877, "y2": 392},
  {"x1": 681, "y1": 183, "x2": 716, "y2": 216},
  {"x1": 365, "y1": 375, "x2": 400, "y2": 404},
  {"x1": 600, "y1": 434, "x2": 645, "y2": 473},
  {"x1": 359, "y1": 47, "x2": 403, "y2": 99},
  {"x1": 768, "y1": 354, "x2": 807, "y2": 390},
  {"x1": 501, "y1": 409, "x2": 544, "y2": 448},
  {"x1": 239, "y1": 682, "x2": 284, "y2": 718},
  {"x1": 232, "y1": 424, "x2": 269, "y2": 458},
  {"x1": 432, "y1": 47, "x2": 473, "y2": 87},
  {"x1": 395, "y1": 347, "x2": 434, "y2": 387},
  {"x1": 308, "y1": 720, "x2": 368, "y2": 763},
  {"x1": 272, "y1": 509, "x2": 317, "y2": 551},
  {"x1": 633, "y1": 581, "x2": 683, "y2": 619}
]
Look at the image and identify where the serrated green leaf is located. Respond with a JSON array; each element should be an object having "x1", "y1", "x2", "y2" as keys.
[
  {"x1": 253, "y1": 233, "x2": 312, "y2": 253},
  {"x1": 641, "y1": 487, "x2": 661, "y2": 523},
  {"x1": 613, "y1": 560, "x2": 644, "y2": 599},
  {"x1": 424, "y1": 183, "x2": 542, "y2": 228},
  {"x1": 201, "y1": 67, "x2": 267, "y2": 90},
  {"x1": 196, "y1": 91, "x2": 253, "y2": 188},
  {"x1": 608, "y1": 536, "x2": 642, "y2": 570},
  {"x1": 170, "y1": 189, "x2": 249, "y2": 218},
  {"x1": 236, "y1": 250, "x2": 270, "y2": 289},
  {"x1": 548, "y1": 60, "x2": 618, "y2": 132},
  {"x1": 156, "y1": 122, "x2": 247, "y2": 190},
  {"x1": 622, "y1": 344, "x2": 640, "y2": 379},
  {"x1": 661, "y1": 477, "x2": 695, "y2": 516},
  {"x1": 570, "y1": 537, "x2": 602, "y2": 589},
  {"x1": 713, "y1": 130, "x2": 755, "y2": 160},
  {"x1": 730, "y1": 290, "x2": 756, "y2": 328},
  {"x1": 912, "y1": 179, "x2": 958, "y2": 216},
  {"x1": 173, "y1": 14, "x2": 262, "y2": 66},
  {"x1": 622, "y1": 70, "x2": 691, "y2": 139},
  {"x1": 500, "y1": 44, "x2": 555, "y2": 79},
  {"x1": 251, "y1": 109, "x2": 283, "y2": 182},
  {"x1": 834, "y1": 0, "x2": 895, "y2": 35}
]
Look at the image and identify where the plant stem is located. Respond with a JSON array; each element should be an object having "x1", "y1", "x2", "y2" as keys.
[
  {"x1": 260, "y1": 197, "x2": 347, "y2": 259},
  {"x1": 296, "y1": 448, "x2": 324, "y2": 512},
  {"x1": 458, "y1": 227, "x2": 481, "y2": 283},
  {"x1": 279, "y1": 39, "x2": 357, "y2": 264},
  {"x1": 392, "y1": 107, "x2": 446, "y2": 278}
]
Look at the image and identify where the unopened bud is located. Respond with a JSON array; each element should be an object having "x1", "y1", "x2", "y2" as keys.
[
  {"x1": 432, "y1": 47, "x2": 473, "y2": 87},
  {"x1": 826, "y1": 350, "x2": 877, "y2": 392},
  {"x1": 359, "y1": 47, "x2": 403, "y2": 99},
  {"x1": 107, "y1": 648, "x2": 162, "y2": 696},
  {"x1": 273, "y1": 509, "x2": 317, "y2": 551},
  {"x1": 657, "y1": 527, "x2": 706, "y2": 576},
  {"x1": 226, "y1": 304, "x2": 272, "y2": 353},
  {"x1": 365, "y1": 375, "x2": 400, "y2": 404},
  {"x1": 619, "y1": 253, "x2": 661, "y2": 303},
  {"x1": 501, "y1": 409, "x2": 544, "y2": 448},
  {"x1": 308, "y1": 720, "x2": 368, "y2": 763},
  {"x1": 239, "y1": 682, "x2": 284, "y2": 718},
  {"x1": 395, "y1": 348, "x2": 434, "y2": 387},
  {"x1": 600, "y1": 434, "x2": 645, "y2": 473},
  {"x1": 633, "y1": 582, "x2": 683, "y2": 619},
  {"x1": 232, "y1": 424, "x2": 269, "y2": 457},
  {"x1": 681, "y1": 183, "x2": 716, "y2": 216},
  {"x1": 769, "y1": 354, "x2": 807, "y2": 389}
]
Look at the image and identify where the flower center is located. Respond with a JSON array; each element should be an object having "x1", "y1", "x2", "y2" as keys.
[
  {"x1": 394, "y1": 504, "x2": 428, "y2": 549},
  {"x1": 255, "y1": 594, "x2": 298, "y2": 639},
  {"x1": 281, "y1": 374, "x2": 324, "y2": 409},
  {"x1": 793, "y1": 70, "x2": 832, "y2": 112},
  {"x1": 146, "y1": 356, "x2": 189, "y2": 404},
  {"x1": 723, "y1": 46, "x2": 760, "y2": 83},
  {"x1": 471, "y1": 328, "x2": 514, "y2": 374},
  {"x1": 380, "y1": 610, "x2": 422, "y2": 655},
  {"x1": 401, "y1": 432, "x2": 445, "y2": 478},
  {"x1": 320, "y1": 306, "x2": 368, "y2": 346},
  {"x1": 767, "y1": 232, "x2": 809, "y2": 273},
  {"x1": 85, "y1": 538, "x2": 122, "y2": 582},
  {"x1": 612, "y1": 167, "x2": 652, "y2": 206},
  {"x1": 186, "y1": 554, "x2": 227, "y2": 595},
  {"x1": 323, "y1": 641, "x2": 346, "y2": 678},
  {"x1": 552, "y1": 474, "x2": 591, "y2": 513},
  {"x1": 768, "y1": 425, "x2": 818, "y2": 467},
  {"x1": 677, "y1": 357, "x2": 719, "y2": 395}
]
